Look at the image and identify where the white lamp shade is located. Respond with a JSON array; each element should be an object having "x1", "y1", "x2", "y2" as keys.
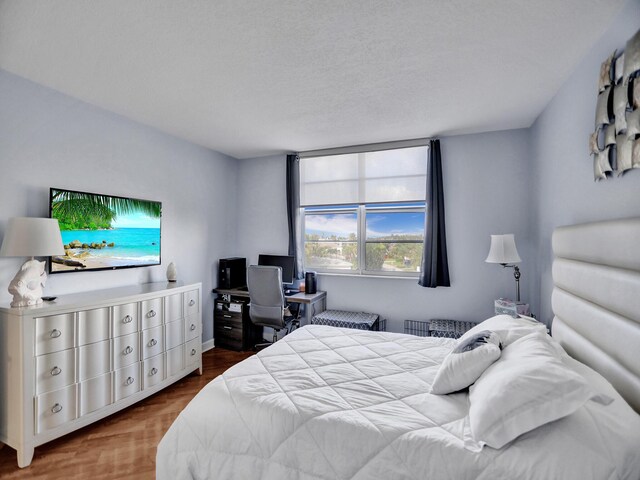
[
  {"x1": 485, "y1": 234, "x2": 521, "y2": 264},
  {"x1": 0, "y1": 217, "x2": 65, "y2": 257}
]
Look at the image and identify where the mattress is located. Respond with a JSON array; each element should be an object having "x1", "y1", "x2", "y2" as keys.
[{"x1": 157, "y1": 325, "x2": 640, "y2": 480}]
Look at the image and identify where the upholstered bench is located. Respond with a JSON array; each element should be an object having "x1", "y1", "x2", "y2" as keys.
[{"x1": 311, "y1": 310, "x2": 381, "y2": 331}]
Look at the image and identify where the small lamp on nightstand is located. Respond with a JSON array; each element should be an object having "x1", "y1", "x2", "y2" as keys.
[
  {"x1": 0, "y1": 217, "x2": 65, "y2": 307},
  {"x1": 485, "y1": 233, "x2": 522, "y2": 302}
]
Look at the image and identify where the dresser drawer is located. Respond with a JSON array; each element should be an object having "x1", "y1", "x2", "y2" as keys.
[
  {"x1": 80, "y1": 372, "x2": 112, "y2": 416},
  {"x1": 36, "y1": 384, "x2": 77, "y2": 434},
  {"x1": 142, "y1": 325, "x2": 164, "y2": 360},
  {"x1": 141, "y1": 297, "x2": 163, "y2": 330},
  {"x1": 167, "y1": 345, "x2": 184, "y2": 377},
  {"x1": 184, "y1": 316, "x2": 201, "y2": 342},
  {"x1": 112, "y1": 303, "x2": 139, "y2": 338},
  {"x1": 165, "y1": 293, "x2": 182, "y2": 324},
  {"x1": 78, "y1": 339, "x2": 111, "y2": 382},
  {"x1": 185, "y1": 337, "x2": 201, "y2": 369},
  {"x1": 143, "y1": 353, "x2": 165, "y2": 389},
  {"x1": 113, "y1": 332, "x2": 140, "y2": 370},
  {"x1": 35, "y1": 349, "x2": 75, "y2": 395},
  {"x1": 215, "y1": 321, "x2": 242, "y2": 341},
  {"x1": 184, "y1": 289, "x2": 199, "y2": 318},
  {"x1": 165, "y1": 318, "x2": 184, "y2": 350},
  {"x1": 77, "y1": 308, "x2": 110, "y2": 346},
  {"x1": 114, "y1": 363, "x2": 141, "y2": 402},
  {"x1": 214, "y1": 335, "x2": 243, "y2": 351},
  {"x1": 215, "y1": 310, "x2": 242, "y2": 328},
  {"x1": 35, "y1": 313, "x2": 75, "y2": 356}
]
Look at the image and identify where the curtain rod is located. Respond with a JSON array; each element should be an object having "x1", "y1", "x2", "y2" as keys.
[{"x1": 297, "y1": 136, "x2": 434, "y2": 158}]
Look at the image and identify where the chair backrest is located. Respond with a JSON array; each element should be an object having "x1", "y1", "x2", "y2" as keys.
[{"x1": 247, "y1": 265, "x2": 285, "y2": 329}]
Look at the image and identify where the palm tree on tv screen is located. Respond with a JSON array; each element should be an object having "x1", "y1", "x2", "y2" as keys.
[{"x1": 51, "y1": 190, "x2": 160, "y2": 231}]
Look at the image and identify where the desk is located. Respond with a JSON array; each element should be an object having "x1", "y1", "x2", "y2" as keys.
[{"x1": 212, "y1": 287, "x2": 327, "y2": 326}]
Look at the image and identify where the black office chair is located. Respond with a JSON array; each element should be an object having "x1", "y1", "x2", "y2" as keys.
[{"x1": 247, "y1": 265, "x2": 299, "y2": 350}]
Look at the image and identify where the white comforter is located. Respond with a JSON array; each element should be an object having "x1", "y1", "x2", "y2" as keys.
[{"x1": 157, "y1": 325, "x2": 640, "y2": 480}]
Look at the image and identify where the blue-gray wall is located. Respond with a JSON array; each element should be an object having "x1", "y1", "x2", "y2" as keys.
[
  {"x1": 237, "y1": 0, "x2": 640, "y2": 331},
  {"x1": 238, "y1": 129, "x2": 534, "y2": 332},
  {"x1": 0, "y1": 69, "x2": 238, "y2": 344},
  {"x1": 530, "y1": 0, "x2": 640, "y2": 323},
  {"x1": 1, "y1": 0, "x2": 637, "y2": 340}
]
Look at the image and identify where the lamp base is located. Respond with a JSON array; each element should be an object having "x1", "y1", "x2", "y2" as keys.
[{"x1": 8, "y1": 259, "x2": 47, "y2": 308}]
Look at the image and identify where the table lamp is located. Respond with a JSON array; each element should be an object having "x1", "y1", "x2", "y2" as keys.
[
  {"x1": 0, "y1": 217, "x2": 65, "y2": 307},
  {"x1": 485, "y1": 233, "x2": 522, "y2": 302}
]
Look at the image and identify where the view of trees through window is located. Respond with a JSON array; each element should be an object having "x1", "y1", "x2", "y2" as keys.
[
  {"x1": 304, "y1": 204, "x2": 425, "y2": 275},
  {"x1": 304, "y1": 211, "x2": 358, "y2": 270}
]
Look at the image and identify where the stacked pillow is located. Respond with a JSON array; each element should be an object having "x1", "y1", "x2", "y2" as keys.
[
  {"x1": 429, "y1": 315, "x2": 611, "y2": 450},
  {"x1": 430, "y1": 330, "x2": 502, "y2": 394},
  {"x1": 466, "y1": 330, "x2": 611, "y2": 449},
  {"x1": 430, "y1": 315, "x2": 546, "y2": 395}
]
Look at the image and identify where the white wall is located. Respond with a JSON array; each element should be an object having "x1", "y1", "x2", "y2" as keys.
[
  {"x1": 237, "y1": 129, "x2": 534, "y2": 332},
  {"x1": 0, "y1": 69, "x2": 238, "y2": 344},
  {"x1": 530, "y1": 0, "x2": 640, "y2": 324}
]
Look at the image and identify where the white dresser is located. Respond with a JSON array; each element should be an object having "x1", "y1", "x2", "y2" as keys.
[{"x1": 0, "y1": 281, "x2": 202, "y2": 467}]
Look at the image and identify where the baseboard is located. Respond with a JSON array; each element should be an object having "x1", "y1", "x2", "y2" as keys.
[{"x1": 202, "y1": 338, "x2": 215, "y2": 352}]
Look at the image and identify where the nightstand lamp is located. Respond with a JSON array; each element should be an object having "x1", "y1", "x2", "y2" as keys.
[
  {"x1": 0, "y1": 217, "x2": 65, "y2": 307},
  {"x1": 485, "y1": 233, "x2": 522, "y2": 302}
]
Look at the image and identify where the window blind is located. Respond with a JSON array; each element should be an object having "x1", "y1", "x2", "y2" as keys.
[{"x1": 299, "y1": 146, "x2": 428, "y2": 207}]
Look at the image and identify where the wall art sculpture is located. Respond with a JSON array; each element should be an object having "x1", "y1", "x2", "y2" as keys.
[{"x1": 591, "y1": 28, "x2": 640, "y2": 180}]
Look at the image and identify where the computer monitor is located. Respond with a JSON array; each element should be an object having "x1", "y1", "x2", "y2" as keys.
[{"x1": 258, "y1": 254, "x2": 295, "y2": 285}]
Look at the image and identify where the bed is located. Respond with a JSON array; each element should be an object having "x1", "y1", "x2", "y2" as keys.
[{"x1": 157, "y1": 218, "x2": 640, "y2": 480}]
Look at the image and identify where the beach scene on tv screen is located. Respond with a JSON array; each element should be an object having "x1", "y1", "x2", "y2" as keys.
[{"x1": 51, "y1": 189, "x2": 161, "y2": 272}]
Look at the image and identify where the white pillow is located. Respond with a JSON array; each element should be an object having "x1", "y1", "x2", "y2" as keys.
[
  {"x1": 467, "y1": 330, "x2": 600, "y2": 450},
  {"x1": 430, "y1": 330, "x2": 502, "y2": 394},
  {"x1": 459, "y1": 314, "x2": 546, "y2": 348}
]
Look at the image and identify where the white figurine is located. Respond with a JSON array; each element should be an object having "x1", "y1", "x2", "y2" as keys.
[
  {"x1": 167, "y1": 262, "x2": 177, "y2": 282},
  {"x1": 8, "y1": 259, "x2": 47, "y2": 307}
]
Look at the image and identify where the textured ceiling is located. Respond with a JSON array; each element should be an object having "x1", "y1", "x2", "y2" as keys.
[{"x1": 0, "y1": 0, "x2": 628, "y2": 159}]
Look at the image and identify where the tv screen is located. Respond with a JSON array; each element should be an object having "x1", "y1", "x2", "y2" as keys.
[
  {"x1": 258, "y1": 254, "x2": 295, "y2": 284},
  {"x1": 49, "y1": 188, "x2": 162, "y2": 273}
]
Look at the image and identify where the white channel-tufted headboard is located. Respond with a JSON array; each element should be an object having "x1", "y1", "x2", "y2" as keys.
[{"x1": 552, "y1": 217, "x2": 640, "y2": 413}]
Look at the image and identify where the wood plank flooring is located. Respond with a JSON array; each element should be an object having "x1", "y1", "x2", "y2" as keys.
[{"x1": 0, "y1": 348, "x2": 254, "y2": 480}]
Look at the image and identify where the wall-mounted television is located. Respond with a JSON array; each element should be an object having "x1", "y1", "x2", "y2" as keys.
[{"x1": 49, "y1": 188, "x2": 162, "y2": 274}]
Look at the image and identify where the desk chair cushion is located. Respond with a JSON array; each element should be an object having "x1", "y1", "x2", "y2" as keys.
[{"x1": 247, "y1": 265, "x2": 286, "y2": 330}]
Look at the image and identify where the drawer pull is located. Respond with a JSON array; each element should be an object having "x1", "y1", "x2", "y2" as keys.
[
  {"x1": 50, "y1": 366, "x2": 62, "y2": 376},
  {"x1": 190, "y1": 324, "x2": 196, "y2": 331},
  {"x1": 189, "y1": 299, "x2": 196, "y2": 306},
  {"x1": 125, "y1": 376, "x2": 134, "y2": 386},
  {"x1": 147, "y1": 310, "x2": 157, "y2": 318},
  {"x1": 148, "y1": 338, "x2": 157, "y2": 347},
  {"x1": 51, "y1": 403, "x2": 63, "y2": 414},
  {"x1": 223, "y1": 326, "x2": 232, "y2": 330},
  {"x1": 50, "y1": 329, "x2": 62, "y2": 338},
  {"x1": 123, "y1": 315, "x2": 133, "y2": 324},
  {"x1": 191, "y1": 348, "x2": 197, "y2": 356},
  {"x1": 124, "y1": 346, "x2": 133, "y2": 355},
  {"x1": 150, "y1": 367, "x2": 158, "y2": 376},
  {"x1": 223, "y1": 314, "x2": 232, "y2": 318}
]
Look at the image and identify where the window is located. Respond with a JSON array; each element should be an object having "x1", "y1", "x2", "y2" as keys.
[
  {"x1": 364, "y1": 203, "x2": 425, "y2": 273},
  {"x1": 303, "y1": 203, "x2": 425, "y2": 275},
  {"x1": 299, "y1": 145, "x2": 428, "y2": 276},
  {"x1": 304, "y1": 205, "x2": 358, "y2": 272}
]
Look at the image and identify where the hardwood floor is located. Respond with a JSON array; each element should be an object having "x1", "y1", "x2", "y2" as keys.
[{"x1": 0, "y1": 348, "x2": 254, "y2": 480}]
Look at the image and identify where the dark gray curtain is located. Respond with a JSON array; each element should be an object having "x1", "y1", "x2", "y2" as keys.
[
  {"x1": 419, "y1": 139, "x2": 450, "y2": 287},
  {"x1": 286, "y1": 154, "x2": 303, "y2": 279}
]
